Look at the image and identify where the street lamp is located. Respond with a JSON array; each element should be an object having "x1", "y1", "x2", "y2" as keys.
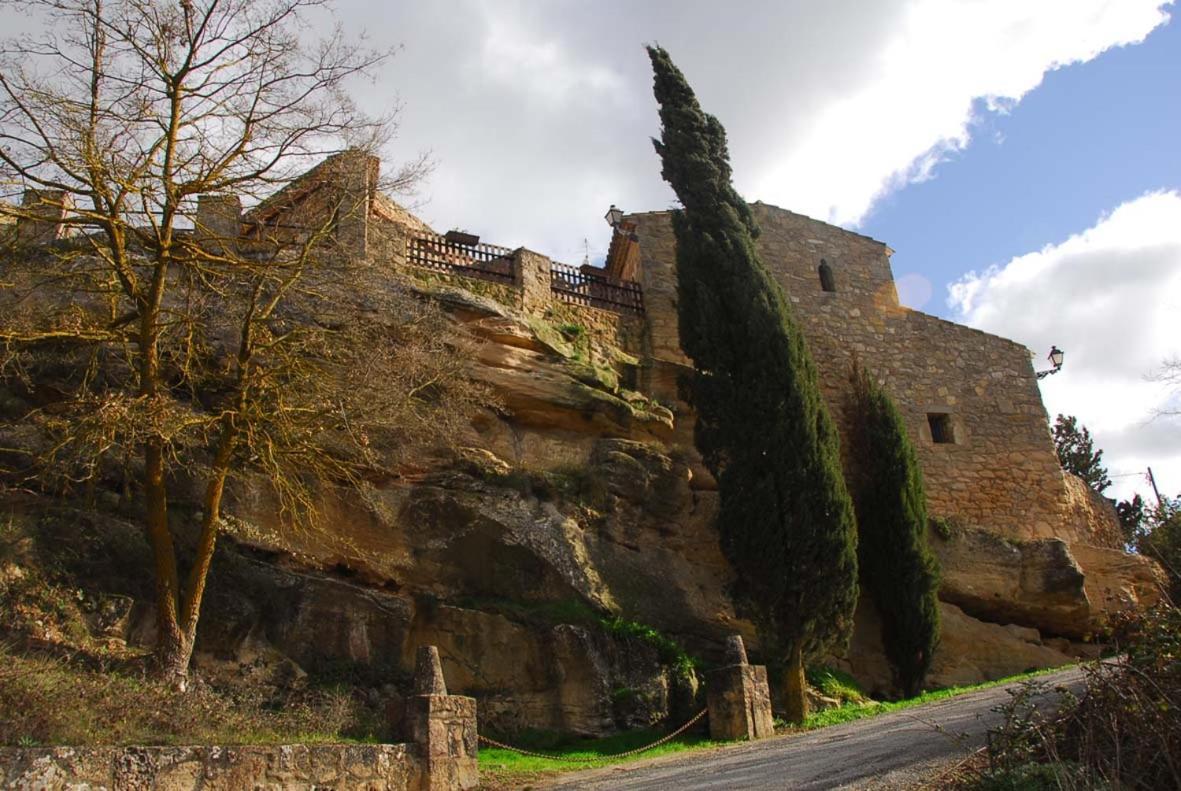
[
  {"x1": 1036, "y1": 346, "x2": 1064, "y2": 379},
  {"x1": 604, "y1": 205, "x2": 624, "y2": 228}
]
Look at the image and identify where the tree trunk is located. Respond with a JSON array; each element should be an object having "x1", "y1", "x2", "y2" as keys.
[
  {"x1": 178, "y1": 423, "x2": 237, "y2": 650},
  {"x1": 156, "y1": 623, "x2": 193, "y2": 692},
  {"x1": 783, "y1": 643, "x2": 809, "y2": 724},
  {"x1": 143, "y1": 434, "x2": 190, "y2": 689}
]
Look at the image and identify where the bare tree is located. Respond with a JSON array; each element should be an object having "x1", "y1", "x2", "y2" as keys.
[
  {"x1": 1150, "y1": 357, "x2": 1181, "y2": 418},
  {"x1": 0, "y1": 0, "x2": 480, "y2": 687}
]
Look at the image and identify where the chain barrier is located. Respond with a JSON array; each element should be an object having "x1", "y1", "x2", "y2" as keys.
[{"x1": 478, "y1": 708, "x2": 708, "y2": 763}]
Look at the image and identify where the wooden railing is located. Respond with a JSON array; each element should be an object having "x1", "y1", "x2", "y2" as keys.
[
  {"x1": 550, "y1": 261, "x2": 644, "y2": 315},
  {"x1": 406, "y1": 233, "x2": 645, "y2": 315},
  {"x1": 407, "y1": 233, "x2": 515, "y2": 284}
]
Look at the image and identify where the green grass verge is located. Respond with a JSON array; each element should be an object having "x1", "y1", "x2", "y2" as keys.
[
  {"x1": 798, "y1": 664, "x2": 1073, "y2": 730},
  {"x1": 478, "y1": 727, "x2": 724, "y2": 776}
]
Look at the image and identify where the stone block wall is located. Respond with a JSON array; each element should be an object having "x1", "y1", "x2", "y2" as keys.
[
  {"x1": 0, "y1": 744, "x2": 423, "y2": 790},
  {"x1": 630, "y1": 203, "x2": 1073, "y2": 540}
]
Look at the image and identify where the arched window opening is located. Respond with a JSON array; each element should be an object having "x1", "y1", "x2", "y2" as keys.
[{"x1": 818, "y1": 259, "x2": 836, "y2": 292}]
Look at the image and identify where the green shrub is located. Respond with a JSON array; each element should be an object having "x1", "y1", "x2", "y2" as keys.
[
  {"x1": 929, "y1": 516, "x2": 958, "y2": 541},
  {"x1": 600, "y1": 616, "x2": 697, "y2": 679},
  {"x1": 847, "y1": 362, "x2": 940, "y2": 697},
  {"x1": 974, "y1": 762, "x2": 1095, "y2": 791}
]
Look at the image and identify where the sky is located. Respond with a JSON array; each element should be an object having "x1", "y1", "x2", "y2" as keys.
[
  {"x1": 3, "y1": 1, "x2": 1178, "y2": 505},
  {"x1": 325, "y1": 0, "x2": 1179, "y2": 505}
]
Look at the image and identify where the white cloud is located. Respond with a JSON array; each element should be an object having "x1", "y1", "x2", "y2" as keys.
[
  {"x1": 314, "y1": 0, "x2": 1171, "y2": 262},
  {"x1": 751, "y1": 0, "x2": 1172, "y2": 224},
  {"x1": 4, "y1": 1, "x2": 1168, "y2": 253},
  {"x1": 948, "y1": 191, "x2": 1181, "y2": 503}
]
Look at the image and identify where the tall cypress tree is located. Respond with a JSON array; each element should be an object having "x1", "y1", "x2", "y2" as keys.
[
  {"x1": 848, "y1": 363, "x2": 940, "y2": 697},
  {"x1": 647, "y1": 45, "x2": 858, "y2": 723}
]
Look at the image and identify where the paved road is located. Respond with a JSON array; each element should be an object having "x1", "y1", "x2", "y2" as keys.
[{"x1": 542, "y1": 666, "x2": 1083, "y2": 790}]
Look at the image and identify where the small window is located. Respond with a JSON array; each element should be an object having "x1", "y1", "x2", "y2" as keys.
[
  {"x1": 818, "y1": 259, "x2": 836, "y2": 292},
  {"x1": 928, "y1": 413, "x2": 955, "y2": 444}
]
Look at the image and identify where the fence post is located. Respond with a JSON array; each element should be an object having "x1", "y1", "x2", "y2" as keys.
[
  {"x1": 705, "y1": 635, "x2": 775, "y2": 741},
  {"x1": 408, "y1": 645, "x2": 478, "y2": 791},
  {"x1": 514, "y1": 248, "x2": 552, "y2": 313}
]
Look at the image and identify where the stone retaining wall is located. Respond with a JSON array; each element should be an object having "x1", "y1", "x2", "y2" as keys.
[
  {"x1": 1, "y1": 646, "x2": 477, "y2": 791},
  {"x1": 1, "y1": 743, "x2": 421, "y2": 791}
]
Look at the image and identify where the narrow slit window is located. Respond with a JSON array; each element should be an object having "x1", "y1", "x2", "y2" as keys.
[
  {"x1": 927, "y1": 413, "x2": 955, "y2": 444},
  {"x1": 818, "y1": 259, "x2": 836, "y2": 292}
]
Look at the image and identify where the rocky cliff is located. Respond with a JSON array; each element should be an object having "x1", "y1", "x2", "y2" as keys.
[
  {"x1": 184, "y1": 273, "x2": 1164, "y2": 729},
  {"x1": 1, "y1": 261, "x2": 1165, "y2": 737}
]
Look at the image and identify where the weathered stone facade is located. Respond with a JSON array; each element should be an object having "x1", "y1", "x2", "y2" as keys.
[
  {"x1": 629, "y1": 203, "x2": 1077, "y2": 542},
  {"x1": 178, "y1": 155, "x2": 1160, "y2": 659}
]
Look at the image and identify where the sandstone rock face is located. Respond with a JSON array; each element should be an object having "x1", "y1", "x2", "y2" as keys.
[
  {"x1": 1070, "y1": 543, "x2": 1168, "y2": 621},
  {"x1": 177, "y1": 549, "x2": 700, "y2": 738},
  {"x1": 839, "y1": 598, "x2": 1076, "y2": 696},
  {"x1": 932, "y1": 525, "x2": 1167, "y2": 639},
  {"x1": 196, "y1": 276, "x2": 1164, "y2": 727},
  {"x1": 930, "y1": 602, "x2": 1078, "y2": 688},
  {"x1": 932, "y1": 527, "x2": 1091, "y2": 638}
]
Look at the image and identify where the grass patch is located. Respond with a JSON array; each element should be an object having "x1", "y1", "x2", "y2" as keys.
[
  {"x1": 798, "y1": 664, "x2": 1073, "y2": 730},
  {"x1": 806, "y1": 665, "x2": 868, "y2": 705},
  {"x1": 478, "y1": 725, "x2": 723, "y2": 777}
]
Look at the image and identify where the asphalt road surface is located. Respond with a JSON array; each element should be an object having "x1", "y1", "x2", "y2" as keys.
[{"x1": 542, "y1": 666, "x2": 1083, "y2": 790}]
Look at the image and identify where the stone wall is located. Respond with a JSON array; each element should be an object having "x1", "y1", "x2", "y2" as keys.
[
  {"x1": 0, "y1": 743, "x2": 421, "y2": 790},
  {"x1": 0, "y1": 644, "x2": 478, "y2": 791},
  {"x1": 539, "y1": 300, "x2": 646, "y2": 360},
  {"x1": 629, "y1": 203, "x2": 1075, "y2": 541}
]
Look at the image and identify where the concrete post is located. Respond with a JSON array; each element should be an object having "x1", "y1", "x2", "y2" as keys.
[
  {"x1": 15, "y1": 189, "x2": 73, "y2": 246},
  {"x1": 706, "y1": 635, "x2": 775, "y2": 741},
  {"x1": 195, "y1": 194, "x2": 242, "y2": 254},
  {"x1": 408, "y1": 645, "x2": 478, "y2": 791},
  {"x1": 514, "y1": 248, "x2": 552, "y2": 313}
]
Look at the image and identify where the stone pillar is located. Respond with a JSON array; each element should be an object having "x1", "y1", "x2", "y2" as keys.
[
  {"x1": 331, "y1": 149, "x2": 379, "y2": 261},
  {"x1": 514, "y1": 248, "x2": 552, "y2": 313},
  {"x1": 15, "y1": 189, "x2": 73, "y2": 246},
  {"x1": 408, "y1": 646, "x2": 477, "y2": 791},
  {"x1": 195, "y1": 194, "x2": 242, "y2": 254},
  {"x1": 706, "y1": 635, "x2": 775, "y2": 741}
]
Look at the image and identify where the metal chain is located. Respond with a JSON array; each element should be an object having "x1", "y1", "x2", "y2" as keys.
[{"x1": 478, "y1": 708, "x2": 709, "y2": 763}]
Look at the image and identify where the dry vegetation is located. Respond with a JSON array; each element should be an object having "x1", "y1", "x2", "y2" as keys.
[
  {"x1": 963, "y1": 605, "x2": 1180, "y2": 790},
  {"x1": 0, "y1": 507, "x2": 397, "y2": 746}
]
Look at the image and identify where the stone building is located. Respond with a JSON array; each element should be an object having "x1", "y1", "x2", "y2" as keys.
[
  {"x1": 204, "y1": 150, "x2": 1108, "y2": 547},
  {"x1": 619, "y1": 203, "x2": 1103, "y2": 546}
]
